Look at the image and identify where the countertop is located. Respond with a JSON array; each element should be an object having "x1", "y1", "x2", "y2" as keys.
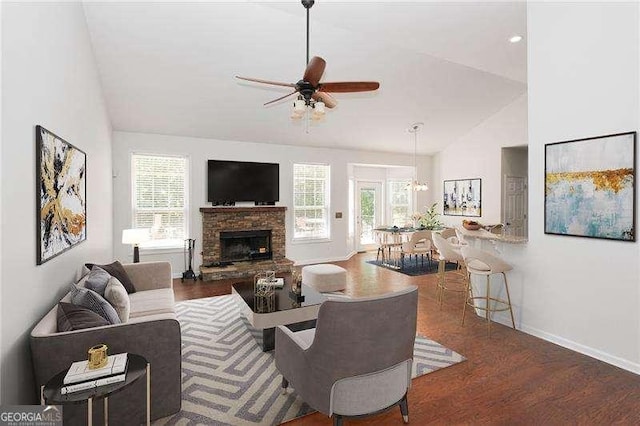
[{"x1": 457, "y1": 227, "x2": 528, "y2": 244}]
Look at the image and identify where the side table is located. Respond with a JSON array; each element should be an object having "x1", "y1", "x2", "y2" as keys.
[{"x1": 41, "y1": 353, "x2": 150, "y2": 426}]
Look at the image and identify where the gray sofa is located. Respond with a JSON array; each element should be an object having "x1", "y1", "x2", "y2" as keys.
[{"x1": 30, "y1": 261, "x2": 181, "y2": 425}]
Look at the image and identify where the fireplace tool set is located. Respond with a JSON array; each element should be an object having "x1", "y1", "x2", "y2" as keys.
[{"x1": 182, "y1": 238, "x2": 198, "y2": 282}]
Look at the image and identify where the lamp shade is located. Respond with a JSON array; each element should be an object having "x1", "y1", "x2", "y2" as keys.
[
  {"x1": 293, "y1": 99, "x2": 306, "y2": 114},
  {"x1": 122, "y1": 228, "x2": 150, "y2": 245}
]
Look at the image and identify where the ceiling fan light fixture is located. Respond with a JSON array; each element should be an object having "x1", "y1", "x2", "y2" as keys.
[
  {"x1": 293, "y1": 99, "x2": 306, "y2": 114},
  {"x1": 313, "y1": 101, "x2": 325, "y2": 116}
]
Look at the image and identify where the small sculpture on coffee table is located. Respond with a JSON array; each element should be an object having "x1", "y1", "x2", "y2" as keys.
[{"x1": 254, "y1": 271, "x2": 276, "y2": 313}]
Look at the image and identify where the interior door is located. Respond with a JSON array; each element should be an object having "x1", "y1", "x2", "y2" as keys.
[
  {"x1": 356, "y1": 181, "x2": 383, "y2": 252},
  {"x1": 504, "y1": 176, "x2": 527, "y2": 237}
]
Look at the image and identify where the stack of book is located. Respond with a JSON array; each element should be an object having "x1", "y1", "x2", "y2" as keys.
[{"x1": 61, "y1": 353, "x2": 129, "y2": 394}]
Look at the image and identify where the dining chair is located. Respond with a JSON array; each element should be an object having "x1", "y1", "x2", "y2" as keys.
[
  {"x1": 373, "y1": 230, "x2": 386, "y2": 262},
  {"x1": 400, "y1": 230, "x2": 432, "y2": 269}
]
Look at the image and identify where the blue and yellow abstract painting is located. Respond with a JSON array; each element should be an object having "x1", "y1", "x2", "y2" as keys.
[{"x1": 545, "y1": 132, "x2": 636, "y2": 241}]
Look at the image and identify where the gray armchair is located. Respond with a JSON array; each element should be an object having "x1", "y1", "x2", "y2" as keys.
[{"x1": 275, "y1": 286, "x2": 418, "y2": 425}]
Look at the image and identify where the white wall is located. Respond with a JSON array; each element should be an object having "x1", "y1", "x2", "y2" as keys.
[
  {"x1": 0, "y1": 0, "x2": 4, "y2": 403},
  {"x1": 522, "y1": 1, "x2": 640, "y2": 371},
  {"x1": 1, "y1": 2, "x2": 113, "y2": 403},
  {"x1": 501, "y1": 146, "x2": 528, "y2": 179},
  {"x1": 112, "y1": 131, "x2": 432, "y2": 273},
  {"x1": 433, "y1": 93, "x2": 528, "y2": 227}
]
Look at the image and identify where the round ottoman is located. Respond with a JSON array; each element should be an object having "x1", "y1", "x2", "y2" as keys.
[{"x1": 302, "y1": 264, "x2": 347, "y2": 293}]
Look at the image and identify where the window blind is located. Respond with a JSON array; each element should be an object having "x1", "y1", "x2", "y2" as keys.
[{"x1": 293, "y1": 163, "x2": 330, "y2": 240}]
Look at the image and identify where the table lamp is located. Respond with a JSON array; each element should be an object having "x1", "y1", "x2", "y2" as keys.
[{"x1": 122, "y1": 228, "x2": 150, "y2": 263}]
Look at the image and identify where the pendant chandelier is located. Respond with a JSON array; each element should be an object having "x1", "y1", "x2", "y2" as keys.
[{"x1": 408, "y1": 122, "x2": 428, "y2": 191}]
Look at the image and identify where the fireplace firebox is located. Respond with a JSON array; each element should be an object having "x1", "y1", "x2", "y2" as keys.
[{"x1": 220, "y1": 230, "x2": 272, "y2": 262}]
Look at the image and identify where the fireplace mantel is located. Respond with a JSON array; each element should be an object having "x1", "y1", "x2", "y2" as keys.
[{"x1": 199, "y1": 206, "x2": 287, "y2": 213}]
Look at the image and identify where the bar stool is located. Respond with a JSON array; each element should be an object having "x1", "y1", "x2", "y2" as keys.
[
  {"x1": 460, "y1": 245, "x2": 516, "y2": 336},
  {"x1": 439, "y1": 228, "x2": 457, "y2": 241},
  {"x1": 454, "y1": 228, "x2": 469, "y2": 246},
  {"x1": 431, "y1": 233, "x2": 467, "y2": 309}
]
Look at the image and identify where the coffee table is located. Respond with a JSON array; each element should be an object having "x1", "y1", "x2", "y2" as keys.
[{"x1": 232, "y1": 276, "x2": 326, "y2": 351}]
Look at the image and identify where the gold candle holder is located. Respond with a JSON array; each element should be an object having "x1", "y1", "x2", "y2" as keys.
[{"x1": 87, "y1": 344, "x2": 108, "y2": 370}]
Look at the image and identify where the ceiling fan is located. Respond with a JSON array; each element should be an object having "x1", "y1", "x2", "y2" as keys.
[{"x1": 235, "y1": 0, "x2": 380, "y2": 117}]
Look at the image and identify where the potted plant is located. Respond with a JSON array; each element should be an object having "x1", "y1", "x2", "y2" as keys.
[{"x1": 419, "y1": 203, "x2": 444, "y2": 230}]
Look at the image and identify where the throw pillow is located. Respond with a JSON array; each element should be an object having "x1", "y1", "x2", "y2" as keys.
[
  {"x1": 104, "y1": 276, "x2": 131, "y2": 323},
  {"x1": 57, "y1": 302, "x2": 109, "y2": 332},
  {"x1": 85, "y1": 261, "x2": 136, "y2": 294},
  {"x1": 83, "y1": 266, "x2": 112, "y2": 296},
  {"x1": 69, "y1": 285, "x2": 121, "y2": 325}
]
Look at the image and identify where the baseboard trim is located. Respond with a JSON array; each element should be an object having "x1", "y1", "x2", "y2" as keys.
[
  {"x1": 293, "y1": 251, "x2": 358, "y2": 266},
  {"x1": 491, "y1": 313, "x2": 640, "y2": 375}
]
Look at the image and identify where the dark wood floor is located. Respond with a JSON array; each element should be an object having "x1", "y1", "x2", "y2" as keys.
[{"x1": 173, "y1": 253, "x2": 640, "y2": 425}]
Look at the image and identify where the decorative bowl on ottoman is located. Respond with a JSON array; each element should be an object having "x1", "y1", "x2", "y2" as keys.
[{"x1": 462, "y1": 220, "x2": 482, "y2": 231}]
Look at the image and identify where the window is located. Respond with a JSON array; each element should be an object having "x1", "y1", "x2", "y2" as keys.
[
  {"x1": 388, "y1": 179, "x2": 412, "y2": 226},
  {"x1": 293, "y1": 163, "x2": 330, "y2": 240},
  {"x1": 132, "y1": 154, "x2": 188, "y2": 248}
]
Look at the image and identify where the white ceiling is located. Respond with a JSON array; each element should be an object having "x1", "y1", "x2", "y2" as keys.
[{"x1": 82, "y1": 1, "x2": 527, "y2": 155}]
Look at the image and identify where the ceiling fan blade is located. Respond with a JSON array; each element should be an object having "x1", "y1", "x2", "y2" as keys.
[
  {"x1": 235, "y1": 76, "x2": 296, "y2": 88},
  {"x1": 264, "y1": 90, "x2": 299, "y2": 106},
  {"x1": 303, "y1": 56, "x2": 326, "y2": 87},
  {"x1": 312, "y1": 91, "x2": 338, "y2": 108},
  {"x1": 318, "y1": 81, "x2": 380, "y2": 93}
]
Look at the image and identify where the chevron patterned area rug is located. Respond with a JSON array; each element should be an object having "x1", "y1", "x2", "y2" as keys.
[{"x1": 155, "y1": 295, "x2": 465, "y2": 425}]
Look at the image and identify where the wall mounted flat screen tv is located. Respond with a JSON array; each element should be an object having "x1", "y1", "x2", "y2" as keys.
[{"x1": 208, "y1": 160, "x2": 279, "y2": 204}]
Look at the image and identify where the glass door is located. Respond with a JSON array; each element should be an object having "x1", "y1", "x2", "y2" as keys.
[{"x1": 356, "y1": 181, "x2": 383, "y2": 252}]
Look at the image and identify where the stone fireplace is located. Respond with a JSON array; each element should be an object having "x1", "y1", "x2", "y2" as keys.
[{"x1": 199, "y1": 206, "x2": 293, "y2": 281}]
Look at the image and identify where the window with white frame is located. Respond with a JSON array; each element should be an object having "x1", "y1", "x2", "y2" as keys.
[
  {"x1": 132, "y1": 153, "x2": 188, "y2": 248},
  {"x1": 388, "y1": 179, "x2": 412, "y2": 226},
  {"x1": 293, "y1": 163, "x2": 330, "y2": 240}
]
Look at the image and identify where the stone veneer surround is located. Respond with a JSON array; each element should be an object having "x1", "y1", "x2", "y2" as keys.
[{"x1": 199, "y1": 206, "x2": 293, "y2": 281}]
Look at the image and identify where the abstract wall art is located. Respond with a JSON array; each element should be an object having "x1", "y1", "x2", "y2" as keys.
[
  {"x1": 36, "y1": 126, "x2": 87, "y2": 264},
  {"x1": 443, "y1": 178, "x2": 481, "y2": 217},
  {"x1": 545, "y1": 132, "x2": 636, "y2": 242}
]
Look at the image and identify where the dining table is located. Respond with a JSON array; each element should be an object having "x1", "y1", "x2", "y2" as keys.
[{"x1": 373, "y1": 226, "x2": 445, "y2": 269}]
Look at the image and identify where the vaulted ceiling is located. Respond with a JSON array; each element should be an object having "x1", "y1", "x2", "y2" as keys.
[{"x1": 83, "y1": 1, "x2": 527, "y2": 155}]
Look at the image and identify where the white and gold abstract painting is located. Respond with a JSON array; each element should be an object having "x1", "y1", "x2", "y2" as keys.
[{"x1": 36, "y1": 126, "x2": 87, "y2": 264}]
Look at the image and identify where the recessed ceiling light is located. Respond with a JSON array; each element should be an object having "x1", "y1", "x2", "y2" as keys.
[{"x1": 509, "y1": 35, "x2": 523, "y2": 43}]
